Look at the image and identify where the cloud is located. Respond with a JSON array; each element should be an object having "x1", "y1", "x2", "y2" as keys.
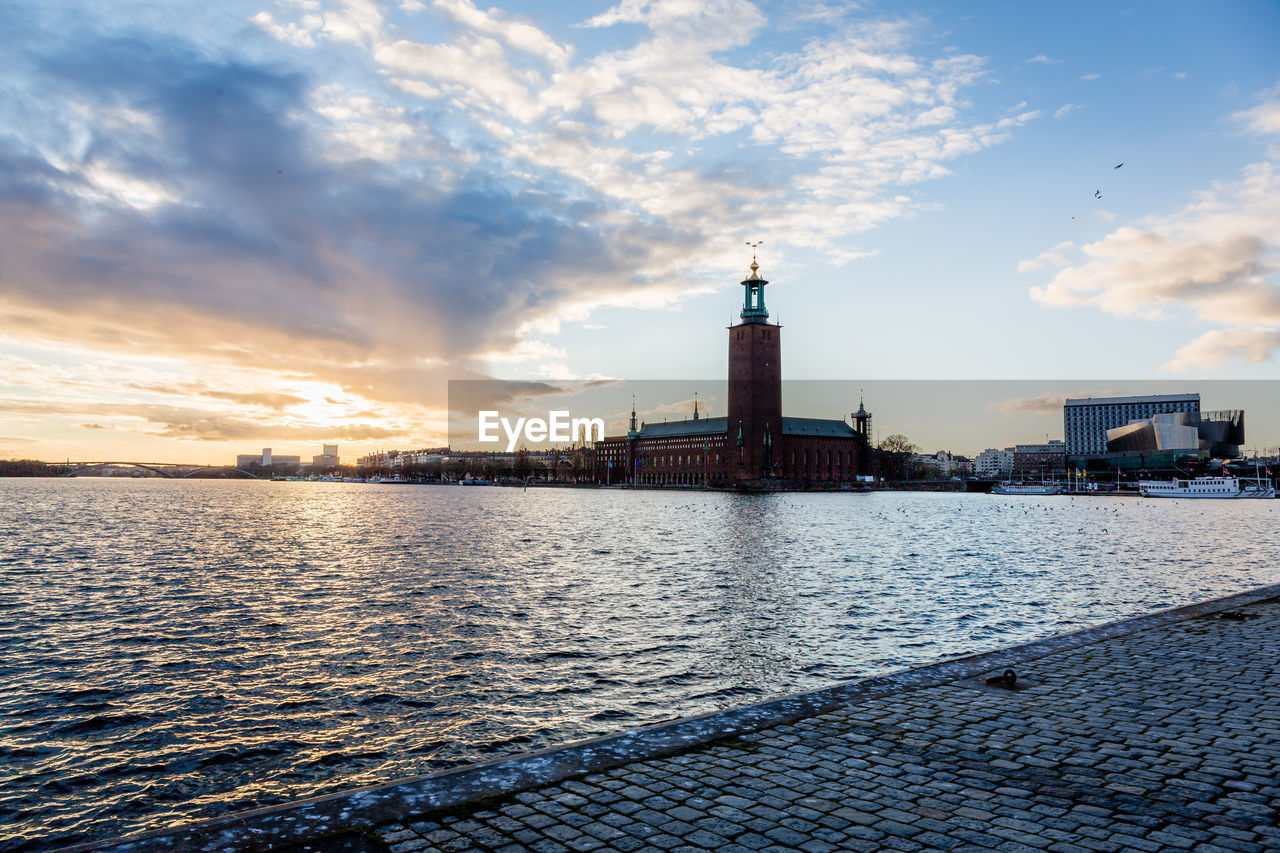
[
  {"x1": 1080, "y1": 72, "x2": 1100, "y2": 81},
  {"x1": 1024, "y1": 54, "x2": 1055, "y2": 64},
  {"x1": 3, "y1": 398, "x2": 407, "y2": 442},
  {"x1": 1016, "y1": 241, "x2": 1074, "y2": 273},
  {"x1": 1163, "y1": 327, "x2": 1280, "y2": 372},
  {"x1": 988, "y1": 389, "x2": 1123, "y2": 416},
  {"x1": 434, "y1": 0, "x2": 572, "y2": 67},
  {"x1": 79, "y1": 423, "x2": 114, "y2": 430},
  {"x1": 1233, "y1": 82, "x2": 1280, "y2": 136},
  {"x1": 1054, "y1": 103, "x2": 1082, "y2": 119},
  {"x1": 249, "y1": 11, "x2": 317, "y2": 47},
  {"x1": 122, "y1": 382, "x2": 311, "y2": 410},
  {"x1": 0, "y1": 34, "x2": 680, "y2": 380}
]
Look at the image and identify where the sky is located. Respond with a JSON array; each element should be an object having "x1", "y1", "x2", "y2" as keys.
[{"x1": 2, "y1": 0, "x2": 1279, "y2": 463}]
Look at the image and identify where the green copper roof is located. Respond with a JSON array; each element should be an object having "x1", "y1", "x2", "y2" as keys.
[
  {"x1": 781, "y1": 417, "x2": 857, "y2": 437},
  {"x1": 635, "y1": 417, "x2": 729, "y2": 438},
  {"x1": 607, "y1": 415, "x2": 857, "y2": 440}
]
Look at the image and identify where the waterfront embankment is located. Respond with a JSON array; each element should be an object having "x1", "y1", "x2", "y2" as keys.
[{"x1": 67, "y1": 581, "x2": 1280, "y2": 853}]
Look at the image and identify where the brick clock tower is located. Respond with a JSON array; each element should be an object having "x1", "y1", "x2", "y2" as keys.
[{"x1": 727, "y1": 257, "x2": 782, "y2": 481}]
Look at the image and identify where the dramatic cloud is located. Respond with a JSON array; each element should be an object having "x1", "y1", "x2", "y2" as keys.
[{"x1": 0, "y1": 1, "x2": 1049, "y2": 456}]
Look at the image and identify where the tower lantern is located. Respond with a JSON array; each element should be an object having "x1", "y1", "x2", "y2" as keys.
[{"x1": 740, "y1": 243, "x2": 769, "y2": 323}]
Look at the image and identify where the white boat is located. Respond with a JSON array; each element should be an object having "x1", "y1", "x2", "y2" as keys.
[
  {"x1": 992, "y1": 482, "x2": 1061, "y2": 495},
  {"x1": 1139, "y1": 475, "x2": 1275, "y2": 499}
]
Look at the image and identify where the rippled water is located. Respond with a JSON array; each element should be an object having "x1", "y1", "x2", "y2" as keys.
[{"x1": 1, "y1": 479, "x2": 1277, "y2": 850}]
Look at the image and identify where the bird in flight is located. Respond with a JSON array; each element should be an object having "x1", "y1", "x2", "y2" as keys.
[
  {"x1": 1094, "y1": 189, "x2": 1102, "y2": 199},
  {"x1": 1114, "y1": 162, "x2": 1124, "y2": 169}
]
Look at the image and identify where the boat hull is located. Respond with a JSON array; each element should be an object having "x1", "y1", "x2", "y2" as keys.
[
  {"x1": 1140, "y1": 488, "x2": 1275, "y2": 499},
  {"x1": 1139, "y1": 475, "x2": 1276, "y2": 499},
  {"x1": 992, "y1": 484, "x2": 1062, "y2": 495}
]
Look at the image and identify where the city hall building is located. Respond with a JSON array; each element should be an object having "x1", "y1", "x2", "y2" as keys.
[{"x1": 595, "y1": 259, "x2": 870, "y2": 487}]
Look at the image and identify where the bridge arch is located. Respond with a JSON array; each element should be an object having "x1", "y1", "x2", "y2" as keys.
[
  {"x1": 65, "y1": 462, "x2": 178, "y2": 478},
  {"x1": 178, "y1": 467, "x2": 260, "y2": 479}
]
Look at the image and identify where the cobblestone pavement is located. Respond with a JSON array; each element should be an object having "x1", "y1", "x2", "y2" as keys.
[{"x1": 368, "y1": 600, "x2": 1280, "y2": 853}]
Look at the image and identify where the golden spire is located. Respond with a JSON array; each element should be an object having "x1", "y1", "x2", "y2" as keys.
[{"x1": 745, "y1": 239, "x2": 764, "y2": 280}]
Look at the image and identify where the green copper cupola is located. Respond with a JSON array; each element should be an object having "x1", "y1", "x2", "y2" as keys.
[{"x1": 739, "y1": 257, "x2": 769, "y2": 323}]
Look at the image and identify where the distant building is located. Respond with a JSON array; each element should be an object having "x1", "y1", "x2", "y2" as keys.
[
  {"x1": 357, "y1": 448, "x2": 450, "y2": 469},
  {"x1": 974, "y1": 448, "x2": 1013, "y2": 478},
  {"x1": 1064, "y1": 394, "x2": 1199, "y2": 456},
  {"x1": 234, "y1": 447, "x2": 300, "y2": 469},
  {"x1": 1014, "y1": 440, "x2": 1066, "y2": 478},
  {"x1": 912, "y1": 450, "x2": 969, "y2": 476},
  {"x1": 313, "y1": 444, "x2": 340, "y2": 470}
]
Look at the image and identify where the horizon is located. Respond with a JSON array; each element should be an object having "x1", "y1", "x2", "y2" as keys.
[{"x1": 3, "y1": 1, "x2": 1279, "y2": 464}]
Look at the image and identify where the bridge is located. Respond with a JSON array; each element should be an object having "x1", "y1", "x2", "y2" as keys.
[{"x1": 61, "y1": 462, "x2": 261, "y2": 479}]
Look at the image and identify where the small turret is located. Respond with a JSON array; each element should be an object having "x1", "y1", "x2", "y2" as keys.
[{"x1": 853, "y1": 393, "x2": 871, "y2": 440}]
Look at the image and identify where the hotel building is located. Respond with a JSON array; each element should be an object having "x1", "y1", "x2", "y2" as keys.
[{"x1": 1064, "y1": 394, "x2": 1200, "y2": 457}]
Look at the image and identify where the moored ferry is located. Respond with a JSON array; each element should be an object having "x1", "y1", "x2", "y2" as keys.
[
  {"x1": 991, "y1": 482, "x2": 1062, "y2": 495},
  {"x1": 1139, "y1": 475, "x2": 1275, "y2": 499}
]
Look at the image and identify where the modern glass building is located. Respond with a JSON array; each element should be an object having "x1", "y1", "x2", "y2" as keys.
[{"x1": 1063, "y1": 394, "x2": 1200, "y2": 457}]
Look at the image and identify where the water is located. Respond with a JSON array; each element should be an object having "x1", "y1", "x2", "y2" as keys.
[{"x1": 1, "y1": 479, "x2": 1276, "y2": 850}]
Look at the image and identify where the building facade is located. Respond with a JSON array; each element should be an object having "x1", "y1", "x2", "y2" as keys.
[
  {"x1": 912, "y1": 450, "x2": 972, "y2": 476},
  {"x1": 974, "y1": 448, "x2": 1014, "y2": 478},
  {"x1": 1013, "y1": 440, "x2": 1066, "y2": 478},
  {"x1": 313, "y1": 444, "x2": 340, "y2": 470},
  {"x1": 595, "y1": 259, "x2": 870, "y2": 487},
  {"x1": 1064, "y1": 394, "x2": 1200, "y2": 457}
]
